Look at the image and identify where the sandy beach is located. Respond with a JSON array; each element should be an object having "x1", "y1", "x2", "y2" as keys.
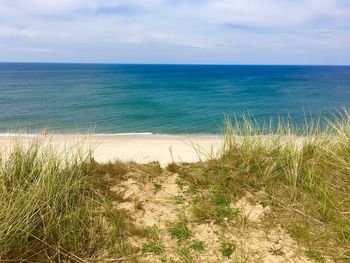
[{"x1": 0, "y1": 134, "x2": 223, "y2": 166}]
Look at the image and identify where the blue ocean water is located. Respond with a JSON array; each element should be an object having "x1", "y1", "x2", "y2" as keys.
[{"x1": 0, "y1": 63, "x2": 349, "y2": 134}]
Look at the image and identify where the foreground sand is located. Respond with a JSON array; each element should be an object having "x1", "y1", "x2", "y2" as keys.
[
  {"x1": 0, "y1": 134, "x2": 223, "y2": 166},
  {"x1": 107, "y1": 162, "x2": 311, "y2": 263}
]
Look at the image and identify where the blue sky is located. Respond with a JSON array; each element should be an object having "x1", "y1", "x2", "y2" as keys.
[{"x1": 0, "y1": 0, "x2": 349, "y2": 64}]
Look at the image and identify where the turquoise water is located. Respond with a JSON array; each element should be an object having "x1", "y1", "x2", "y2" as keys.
[{"x1": 0, "y1": 63, "x2": 349, "y2": 134}]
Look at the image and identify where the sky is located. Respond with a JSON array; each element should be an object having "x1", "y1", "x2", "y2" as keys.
[{"x1": 0, "y1": 0, "x2": 349, "y2": 64}]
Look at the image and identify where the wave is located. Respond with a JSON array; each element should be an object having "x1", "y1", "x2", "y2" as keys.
[{"x1": 0, "y1": 133, "x2": 39, "y2": 137}]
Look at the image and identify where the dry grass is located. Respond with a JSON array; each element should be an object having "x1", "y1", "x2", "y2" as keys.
[
  {"x1": 1, "y1": 112, "x2": 350, "y2": 262},
  {"x1": 176, "y1": 112, "x2": 350, "y2": 261},
  {"x1": 0, "y1": 137, "x2": 144, "y2": 262}
]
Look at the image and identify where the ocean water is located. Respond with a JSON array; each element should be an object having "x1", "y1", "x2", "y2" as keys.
[{"x1": 0, "y1": 63, "x2": 349, "y2": 134}]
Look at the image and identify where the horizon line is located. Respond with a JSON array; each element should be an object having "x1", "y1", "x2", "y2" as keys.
[{"x1": 0, "y1": 61, "x2": 349, "y2": 67}]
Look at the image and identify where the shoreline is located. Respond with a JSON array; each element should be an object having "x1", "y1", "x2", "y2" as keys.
[
  {"x1": 0, "y1": 132, "x2": 222, "y2": 138},
  {"x1": 0, "y1": 134, "x2": 224, "y2": 166}
]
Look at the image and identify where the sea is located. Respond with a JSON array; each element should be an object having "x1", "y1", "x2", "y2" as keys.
[{"x1": 0, "y1": 63, "x2": 349, "y2": 135}]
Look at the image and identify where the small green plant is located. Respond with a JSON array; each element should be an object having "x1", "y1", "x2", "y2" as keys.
[
  {"x1": 142, "y1": 241, "x2": 164, "y2": 255},
  {"x1": 154, "y1": 183, "x2": 162, "y2": 193},
  {"x1": 178, "y1": 247, "x2": 191, "y2": 256},
  {"x1": 305, "y1": 250, "x2": 324, "y2": 262},
  {"x1": 178, "y1": 170, "x2": 188, "y2": 179},
  {"x1": 191, "y1": 204, "x2": 211, "y2": 221},
  {"x1": 191, "y1": 240, "x2": 205, "y2": 252},
  {"x1": 212, "y1": 206, "x2": 240, "y2": 224},
  {"x1": 139, "y1": 162, "x2": 162, "y2": 178},
  {"x1": 340, "y1": 227, "x2": 350, "y2": 241},
  {"x1": 209, "y1": 184, "x2": 229, "y2": 206},
  {"x1": 187, "y1": 184, "x2": 197, "y2": 194},
  {"x1": 144, "y1": 225, "x2": 160, "y2": 239},
  {"x1": 288, "y1": 225, "x2": 311, "y2": 242},
  {"x1": 221, "y1": 240, "x2": 237, "y2": 258},
  {"x1": 173, "y1": 195, "x2": 184, "y2": 204},
  {"x1": 166, "y1": 162, "x2": 179, "y2": 173},
  {"x1": 170, "y1": 221, "x2": 191, "y2": 241}
]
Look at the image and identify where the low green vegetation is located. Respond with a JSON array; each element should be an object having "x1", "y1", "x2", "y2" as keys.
[
  {"x1": 220, "y1": 240, "x2": 237, "y2": 258},
  {"x1": 142, "y1": 241, "x2": 164, "y2": 255},
  {"x1": 154, "y1": 183, "x2": 162, "y2": 193},
  {"x1": 172, "y1": 194, "x2": 184, "y2": 204},
  {"x1": 169, "y1": 220, "x2": 191, "y2": 241},
  {"x1": 191, "y1": 240, "x2": 205, "y2": 252},
  {"x1": 177, "y1": 246, "x2": 192, "y2": 258}
]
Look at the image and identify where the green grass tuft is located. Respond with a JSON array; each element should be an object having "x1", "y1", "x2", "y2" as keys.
[
  {"x1": 169, "y1": 221, "x2": 191, "y2": 241},
  {"x1": 191, "y1": 240, "x2": 205, "y2": 252},
  {"x1": 142, "y1": 241, "x2": 164, "y2": 255},
  {"x1": 220, "y1": 240, "x2": 237, "y2": 258}
]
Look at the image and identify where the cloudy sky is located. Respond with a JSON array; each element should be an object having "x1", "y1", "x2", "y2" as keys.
[{"x1": 0, "y1": 0, "x2": 349, "y2": 64}]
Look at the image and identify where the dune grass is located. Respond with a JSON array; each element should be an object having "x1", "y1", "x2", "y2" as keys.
[
  {"x1": 0, "y1": 137, "x2": 144, "y2": 262},
  {"x1": 175, "y1": 113, "x2": 350, "y2": 261},
  {"x1": 0, "y1": 137, "x2": 102, "y2": 261},
  {"x1": 1, "y1": 113, "x2": 350, "y2": 261}
]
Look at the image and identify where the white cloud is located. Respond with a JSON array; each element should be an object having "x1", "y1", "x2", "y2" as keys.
[
  {"x1": 7, "y1": 47, "x2": 64, "y2": 53},
  {"x1": 0, "y1": 25, "x2": 37, "y2": 37},
  {"x1": 0, "y1": 0, "x2": 349, "y2": 63}
]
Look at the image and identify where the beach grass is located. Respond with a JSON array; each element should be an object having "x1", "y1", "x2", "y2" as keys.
[
  {"x1": 0, "y1": 137, "x2": 143, "y2": 262},
  {"x1": 1, "y1": 113, "x2": 350, "y2": 261},
  {"x1": 0, "y1": 137, "x2": 98, "y2": 261},
  {"x1": 177, "y1": 112, "x2": 350, "y2": 261}
]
